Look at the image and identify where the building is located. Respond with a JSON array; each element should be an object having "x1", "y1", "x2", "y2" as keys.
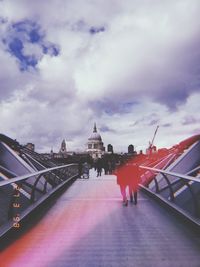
[
  {"x1": 54, "y1": 139, "x2": 75, "y2": 158},
  {"x1": 25, "y1": 143, "x2": 35, "y2": 151},
  {"x1": 59, "y1": 139, "x2": 67, "y2": 154},
  {"x1": 128, "y1": 144, "x2": 134, "y2": 154},
  {"x1": 107, "y1": 144, "x2": 113, "y2": 153},
  {"x1": 86, "y1": 123, "x2": 105, "y2": 159}
]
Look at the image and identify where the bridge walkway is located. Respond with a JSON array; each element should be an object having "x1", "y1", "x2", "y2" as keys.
[{"x1": 0, "y1": 169, "x2": 200, "y2": 267}]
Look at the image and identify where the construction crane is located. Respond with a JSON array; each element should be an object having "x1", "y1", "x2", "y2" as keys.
[{"x1": 148, "y1": 125, "x2": 159, "y2": 149}]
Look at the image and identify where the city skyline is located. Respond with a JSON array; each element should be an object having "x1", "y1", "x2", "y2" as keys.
[{"x1": 0, "y1": 0, "x2": 200, "y2": 153}]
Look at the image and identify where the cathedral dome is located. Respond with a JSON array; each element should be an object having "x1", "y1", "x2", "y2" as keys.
[
  {"x1": 88, "y1": 132, "x2": 102, "y2": 141},
  {"x1": 88, "y1": 123, "x2": 102, "y2": 141},
  {"x1": 87, "y1": 123, "x2": 104, "y2": 159}
]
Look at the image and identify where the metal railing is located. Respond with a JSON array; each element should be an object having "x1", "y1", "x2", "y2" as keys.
[
  {"x1": 0, "y1": 164, "x2": 78, "y2": 187},
  {"x1": 140, "y1": 165, "x2": 200, "y2": 223},
  {"x1": 0, "y1": 163, "x2": 79, "y2": 236}
]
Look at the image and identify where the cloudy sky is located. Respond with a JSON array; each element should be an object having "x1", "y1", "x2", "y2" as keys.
[{"x1": 0, "y1": 0, "x2": 200, "y2": 153}]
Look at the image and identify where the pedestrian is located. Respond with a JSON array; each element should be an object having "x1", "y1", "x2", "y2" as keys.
[
  {"x1": 93, "y1": 160, "x2": 97, "y2": 171},
  {"x1": 129, "y1": 163, "x2": 140, "y2": 205},
  {"x1": 78, "y1": 161, "x2": 83, "y2": 178},
  {"x1": 103, "y1": 159, "x2": 109, "y2": 175},
  {"x1": 82, "y1": 162, "x2": 90, "y2": 178},
  {"x1": 111, "y1": 160, "x2": 115, "y2": 174},
  {"x1": 96, "y1": 158, "x2": 102, "y2": 177},
  {"x1": 108, "y1": 161, "x2": 112, "y2": 174},
  {"x1": 115, "y1": 162, "x2": 140, "y2": 206}
]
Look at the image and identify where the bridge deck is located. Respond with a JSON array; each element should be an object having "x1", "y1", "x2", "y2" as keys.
[{"x1": 0, "y1": 170, "x2": 200, "y2": 267}]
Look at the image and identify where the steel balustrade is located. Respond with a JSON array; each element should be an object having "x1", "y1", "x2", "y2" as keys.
[
  {"x1": 0, "y1": 163, "x2": 79, "y2": 236},
  {"x1": 140, "y1": 165, "x2": 200, "y2": 221},
  {"x1": 0, "y1": 164, "x2": 78, "y2": 187},
  {"x1": 140, "y1": 166, "x2": 200, "y2": 183}
]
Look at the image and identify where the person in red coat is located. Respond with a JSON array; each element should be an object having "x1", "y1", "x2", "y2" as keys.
[
  {"x1": 129, "y1": 163, "x2": 140, "y2": 205},
  {"x1": 115, "y1": 162, "x2": 140, "y2": 206}
]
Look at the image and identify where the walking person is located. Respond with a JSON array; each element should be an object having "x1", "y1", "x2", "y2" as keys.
[
  {"x1": 96, "y1": 158, "x2": 102, "y2": 177},
  {"x1": 115, "y1": 161, "x2": 129, "y2": 206},
  {"x1": 103, "y1": 159, "x2": 109, "y2": 175},
  {"x1": 78, "y1": 161, "x2": 83, "y2": 178},
  {"x1": 115, "y1": 161, "x2": 140, "y2": 206},
  {"x1": 82, "y1": 162, "x2": 90, "y2": 178},
  {"x1": 111, "y1": 160, "x2": 115, "y2": 174},
  {"x1": 108, "y1": 161, "x2": 112, "y2": 174},
  {"x1": 129, "y1": 163, "x2": 140, "y2": 205}
]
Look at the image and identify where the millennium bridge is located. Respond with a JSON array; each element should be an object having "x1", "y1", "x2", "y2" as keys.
[{"x1": 0, "y1": 134, "x2": 200, "y2": 267}]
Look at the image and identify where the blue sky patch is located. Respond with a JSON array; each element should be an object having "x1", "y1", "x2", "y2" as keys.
[
  {"x1": 3, "y1": 19, "x2": 60, "y2": 71},
  {"x1": 13, "y1": 20, "x2": 43, "y2": 43},
  {"x1": 12, "y1": 20, "x2": 37, "y2": 33},
  {"x1": 29, "y1": 29, "x2": 41, "y2": 43},
  {"x1": 9, "y1": 38, "x2": 23, "y2": 59},
  {"x1": 42, "y1": 44, "x2": 60, "y2": 56},
  {"x1": 8, "y1": 37, "x2": 37, "y2": 70},
  {"x1": 89, "y1": 26, "x2": 105, "y2": 35}
]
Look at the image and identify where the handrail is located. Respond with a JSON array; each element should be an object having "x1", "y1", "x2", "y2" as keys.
[
  {"x1": 0, "y1": 164, "x2": 77, "y2": 187},
  {"x1": 186, "y1": 165, "x2": 200, "y2": 176},
  {"x1": 140, "y1": 164, "x2": 200, "y2": 222},
  {"x1": 140, "y1": 166, "x2": 200, "y2": 183}
]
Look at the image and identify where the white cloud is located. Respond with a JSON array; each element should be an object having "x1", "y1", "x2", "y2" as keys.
[{"x1": 0, "y1": 0, "x2": 200, "y2": 153}]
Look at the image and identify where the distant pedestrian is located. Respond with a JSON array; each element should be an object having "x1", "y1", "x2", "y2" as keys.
[
  {"x1": 108, "y1": 161, "x2": 112, "y2": 174},
  {"x1": 103, "y1": 159, "x2": 109, "y2": 175},
  {"x1": 111, "y1": 160, "x2": 115, "y2": 174},
  {"x1": 93, "y1": 160, "x2": 97, "y2": 171},
  {"x1": 82, "y1": 162, "x2": 90, "y2": 178},
  {"x1": 78, "y1": 161, "x2": 83, "y2": 178},
  {"x1": 96, "y1": 158, "x2": 102, "y2": 177}
]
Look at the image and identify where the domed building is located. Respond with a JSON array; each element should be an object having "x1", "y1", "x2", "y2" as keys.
[{"x1": 87, "y1": 123, "x2": 105, "y2": 159}]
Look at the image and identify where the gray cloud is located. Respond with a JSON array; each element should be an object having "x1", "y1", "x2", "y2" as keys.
[
  {"x1": 130, "y1": 113, "x2": 159, "y2": 127},
  {"x1": 161, "y1": 123, "x2": 172, "y2": 128},
  {"x1": 182, "y1": 116, "x2": 200, "y2": 125},
  {"x1": 99, "y1": 125, "x2": 116, "y2": 133},
  {"x1": 0, "y1": 0, "x2": 200, "y2": 151},
  {"x1": 148, "y1": 119, "x2": 160, "y2": 126}
]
